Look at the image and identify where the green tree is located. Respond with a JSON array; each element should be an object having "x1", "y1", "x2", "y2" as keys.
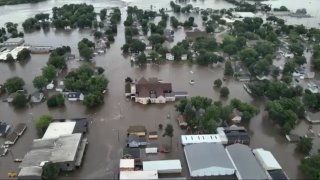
[
  {"x1": 42, "y1": 65, "x2": 57, "y2": 81},
  {"x1": 79, "y1": 45, "x2": 93, "y2": 60},
  {"x1": 148, "y1": 34, "x2": 166, "y2": 46},
  {"x1": 170, "y1": 16, "x2": 180, "y2": 28},
  {"x1": 4, "y1": 76, "x2": 25, "y2": 93},
  {"x1": 16, "y1": 48, "x2": 31, "y2": 60},
  {"x1": 220, "y1": 87, "x2": 230, "y2": 97},
  {"x1": 130, "y1": 39, "x2": 146, "y2": 53},
  {"x1": 224, "y1": 61, "x2": 234, "y2": 76},
  {"x1": 289, "y1": 43, "x2": 304, "y2": 56},
  {"x1": 83, "y1": 93, "x2": 103, "y2": 107},
  {"x1": 12, "y1": 94, "x2": 28, "y2": 108},
  {"x1": 163, "y1": 124, "x2": 174, "y2": 149},
  {"x1": 300, "y1": 154, "x2": 320, "y2": 180},
  {"x1": 214, "y1": 79, "x2": 222, "y2": 88},
  {"x1": 136, "y1": 53, "x2": 147, "y2": 65},
  {"x1": 47, "y1": 56, "x2": 66, "y2": 69},
  {"x1": 100, "y1": 9, "x2": 107, "y2": 21},
  {"x1": 296, "y1": 137, "x2": 313, "y2": 154},
  {"x1": 36, "y1": 115, "x2": 53, "y2": 136},
  {"x1": 42, "y1": 162, "x2": 60, "y2": 180},
  {"x1": 149, "y1": 50, "x2": 159, "y2": 63},
  {"x1": 33, "y1": 75, "x2": 48, "y2": 90},
  {"x1": 47, "y1": 93, "x2": 65, "y2": 107}
]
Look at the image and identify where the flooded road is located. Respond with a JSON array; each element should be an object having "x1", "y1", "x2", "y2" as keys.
[{"x1": 0, "y1": 0, "x2": 319, "y2": 179}]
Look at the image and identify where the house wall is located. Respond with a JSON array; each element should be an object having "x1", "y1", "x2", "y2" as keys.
[
  {"x1": 56, "y1": 161, "x2": 76, "y2": 171},
  {"x1": 135, "y1": 97, "x2": 149, "y2": 104},
  {"x1": 68, "y1": 98, "x2": 79, "y2": 101},
  {"x1": 165, "y1": 96, "x2": 175, "y2": 102}
]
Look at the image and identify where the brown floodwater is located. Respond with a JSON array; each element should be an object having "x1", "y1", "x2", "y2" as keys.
[{"x1": 0, "y1": 0, "x2": 319, "y2": 179}]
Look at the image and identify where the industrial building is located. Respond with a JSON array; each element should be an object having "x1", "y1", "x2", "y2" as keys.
[
  {"x1": 19, "y1": 133, "x2": 87, "y2": 171},
  {"x1": 184, "y1": 143, "x2": 236, "y2": 177},
  {"x1": 226, "y1": 144, "x2": 268, "y2": 180}
]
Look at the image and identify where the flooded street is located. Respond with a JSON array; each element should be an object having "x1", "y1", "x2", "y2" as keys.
[{"x1": 0, "y1": 0, "x2": 319, "y2": 179}]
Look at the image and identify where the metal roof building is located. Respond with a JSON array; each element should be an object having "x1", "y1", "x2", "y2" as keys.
[
  {"x1": 184, "y1": 143, "x2": 236, "y2": 177},
  {"x1": 226, "y1": 144, "x2": 268, "y2": 180},
  {"x1": 253, "y1": 148, "x2": 289, "y2": 180},
  {"x1": 143, "y1": 160, "x2": 182, "y2": 174},
  {"x1": 20, "y1": 133, "x2": 87, "y2": 171},
  {"x1": 120, "y1": 171, "x2": 158, "y2": 179},
  {"x1": 181, "y1": 134, "x2": 222, "y2": 146}
]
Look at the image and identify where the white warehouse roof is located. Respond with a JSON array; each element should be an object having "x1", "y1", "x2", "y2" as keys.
[
  {"x1": 120, "y1": 159, "x2": 135, "y2": 169},
  {"x1": 181, "y1": 134, "x2": 222, "y2": 145},
  {"x1": 42, "y1": 122, "x2": 76, "y2": 139},
  {"x1": 120, "y1": 171, "x2": 158, "y2": 179},
  {"x1": 252, "y1": 148, "x2": 282, "y2": 171},
  {"x1": 143, "y1": 160, "x2": 182, "y2": 174}
]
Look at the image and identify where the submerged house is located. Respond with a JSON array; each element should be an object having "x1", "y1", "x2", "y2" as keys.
[{"x1": 128, "y1": 77, "x2": 188, "y2": 105}]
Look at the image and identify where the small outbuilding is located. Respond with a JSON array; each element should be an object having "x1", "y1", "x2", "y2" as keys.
[
  {"x1": 143, "y1": 160, "x2": 182, "y2": 174},
  {"x1": 30, "y1": 92, "x2": 45, "y2": 103},
  {"x1": 127, "y1": 134, "x2": 148, "y2": 148},
  {"x1": 120, "y1": 159, "x2": 135, "y2": 171},
  {"x1": 127, "y1": 126, "x2": 146, "y2": 137},
  {"x1": 67, "y1": 92, "x2": 84, "y2": 101}
]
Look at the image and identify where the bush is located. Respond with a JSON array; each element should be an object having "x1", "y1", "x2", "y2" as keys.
[
  {"x1": 214, "y1": 79, "x2": 222, "y2": 88},
  {"x1": 47, "y1": 93, "x2": 65, "y2": 107},
  {"x1": 4, "y1": 76, "x2": 25, "y2": 93},
  {"x1": 220, "y1": 87, "x2": 230, "y2": 97},
  {"x1": 12, "y1": 94, "x2": 28, "y2": 108},
  {"x1": 296, "y1": 137, "x2": 313, "y2": 154},
  {"x1": 36, "y1": 115, "x2": 53, "y2": 137}
]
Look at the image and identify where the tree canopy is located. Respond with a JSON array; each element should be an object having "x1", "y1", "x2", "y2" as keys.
[
  {"x1": 4, "y1": 76, "x2": 25, "y2": 93},
  {"x1": 36, "y1": 115, "x2": 53, "y2": 137}
]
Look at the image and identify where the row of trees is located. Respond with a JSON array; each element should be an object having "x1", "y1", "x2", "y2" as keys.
[
  {"x1": 52, "y1": 3, "x2": 96, "y2": 29},
  {"x1": 22, "y1": 13, "x2": 50, "y2": 30},
  {"x1": 0, "y1": 22, "x2": 24, "y2": 42}
]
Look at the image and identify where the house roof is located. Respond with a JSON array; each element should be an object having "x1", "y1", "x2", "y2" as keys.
[
  {"x1": 142, "y1": 160, "x2": 182, "y2": 173},
  {"x1": 125, "y1": 83, "x2": 131, "y2": 93},
  {"x1": 5, "y1": 132, "x2": 18, "y2": 143},
  {"x1": 184, "y1": 143, "x2": 235, "y2": 177},
  {"x1": 181, "y1": 134, "x2": 222, "y2": 145},
  {"x1": 42, "y1": 121, "x2": 76, "y2": 139},
  {"x1": 226, "y1": 144, "x2": 268, "y2": 180},
  {"x1": 123, "y1": 147, "x2": 140, "y2": 159},
  {"x1": 31, "y1": 91, "x2": 44, "y2": 99},
  {"x1": 18, "y1": 166, "x2": 42, "y2": 177},
  {"x1": 120, "y1": 159, "x2": 135, "y2": 169},
  {"x1": 20, "y1": 133, "x2": 83, "y2": 168},
  {"x1": 253, "y1": 148, "x2": 282, "y2": 170},
  {"x1": 128, "y1": 134, "x2": 147, "y2": 143},
  {"x1": 13, "y1": 123, "x2": 26, "y2": 135},
  {"x1": 0, "y1": 122, "x2": 10, "y2": 135},
  {"x1": 136, "y1": 78, "x2": 172, "y2": 97},
  {"x1": 127, "y1": 126, "x2": 146, "y2": 133},
  {"x1": 67, "y1": 92, "x2": 83, "y2": 98}
]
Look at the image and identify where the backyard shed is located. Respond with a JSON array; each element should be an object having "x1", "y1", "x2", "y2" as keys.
[
  {"x1": 120, "y1": 159, "x2": 135, "y2": 171},
  {"x1": 252, "y1": 148, "x2": 282, "y2": 171}
]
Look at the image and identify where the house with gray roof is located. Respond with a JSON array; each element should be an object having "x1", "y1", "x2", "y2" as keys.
[
  {"x1": 226, "y1": 144, "x2": 268, "y2": 180},
  {"x1": 184, "y1": 143, "x2": 236, "y2": 177}
]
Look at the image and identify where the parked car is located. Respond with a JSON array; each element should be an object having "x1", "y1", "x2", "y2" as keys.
[{"x1": 8, "y1": 172, "x2": 17, "y2": 178}]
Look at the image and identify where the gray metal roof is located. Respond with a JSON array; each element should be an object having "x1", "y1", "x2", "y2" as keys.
[
  {"x1": 184, "y1": 143, "x2": 235, "y2": 177},
  {"x1": 226, "y1": 144, "x2": 268, "y2": 180},
  {"x1": 18, "y1": 166, "x2": 42, "y2": 177},
  {"x1": 20, "y1": 133, "x2": 82, "y2": 168}
]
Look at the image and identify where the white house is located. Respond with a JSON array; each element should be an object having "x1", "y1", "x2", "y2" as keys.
[
  {"x1": 166, "y1": 53, "x2": 174, "y2": 61},
  {"x1": 67, "y1": 92, "x2": 84, "y2": 101}
]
